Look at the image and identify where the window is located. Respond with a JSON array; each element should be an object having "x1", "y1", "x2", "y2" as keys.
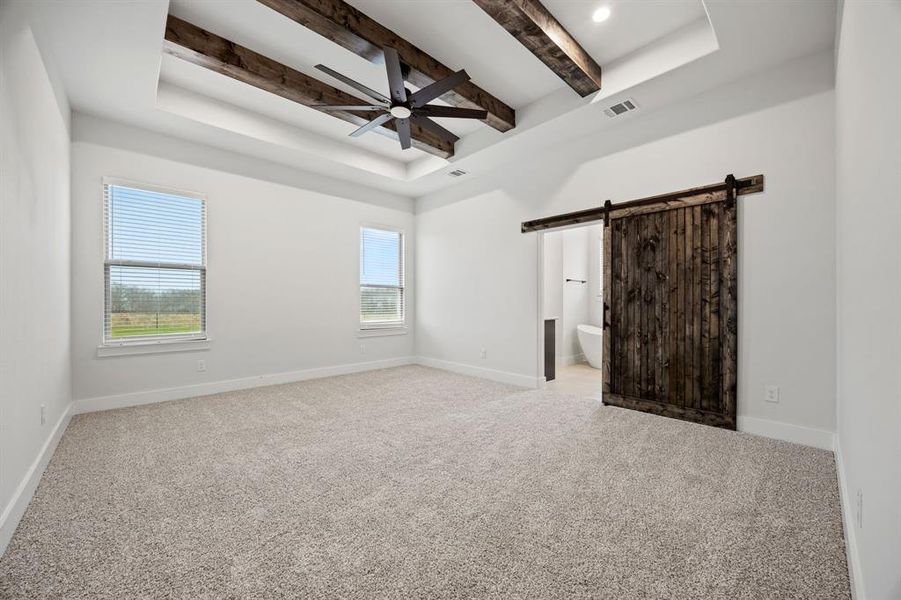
[
  {"x1": 103, "y1": 179, "x2": 206, "y2": 345},
  {"x1": 360, "y1": 226, "x2": 404, "y2": 329}
]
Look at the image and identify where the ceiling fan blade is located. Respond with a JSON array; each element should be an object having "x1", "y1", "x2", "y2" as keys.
[
  {"x1": 409, "y1": 70, "x2": 470, "y2": 107},
  {"x1": 314, "y1": 64, "x2": 390, "y2": 104},
  {"x1": 417, "y1": 105, "x2": 488, "y2": 120},
  {"x1": 349, "y1": 113, "x2": 393, "y2": 138},
  {"x1": 395, "y1": 117, "x2": 412, "y2": 150},
  {"x1": 412, "y1": 115, "x2": 459, "y2": 143},
  {"x1": 311, "y1": 105, "x2": 387, "y2": 112},
  {"x1": 383, "y1": 47, "x2": 407, "y2": 104}
]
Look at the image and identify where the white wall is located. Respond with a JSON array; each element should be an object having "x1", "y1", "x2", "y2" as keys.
[
  {"x1": 542, "y1": 230, "x2": 564, "y2": 360},
  {"x1": 587, "y1": 226, "x2": 604, "y2": 329},
  {"x1": 542, "y1": 232, "x2": 563, "y2": 321},
  {"x1": 560, "y1": 227, "x2": 591, "y2": 362},
  {"x1": 70, "y1": 139, "x2": 415, "y2": 407},
  {"x1": 834, "y1": 2, "x2": 901, "y2": 598},
  {"x1": 543, "y1": 227, "x2": 595, "y2": 364},
  {"x1": 416, "y1": 63, "x2": 837, "y2": 441},
  {"x1": 0, "y1": 9, "x2": 72, "y2": 552},
  {"x1": 542, "y1": 226, "x2": 599, "y2": 365}
]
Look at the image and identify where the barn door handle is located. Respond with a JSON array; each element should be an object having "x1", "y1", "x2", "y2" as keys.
[{"x1": 603, "y1": 302, "x2": 611, "y2": 329}]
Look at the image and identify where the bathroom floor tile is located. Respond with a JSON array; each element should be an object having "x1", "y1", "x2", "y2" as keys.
[{"x1": 545, "y1": 363, "x2": 604, "y2": 399}]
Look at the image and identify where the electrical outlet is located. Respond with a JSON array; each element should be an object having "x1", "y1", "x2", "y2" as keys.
[
  {"x1": 40, "y1": 404, "x2": 46, "y2": 426},
  {"x1": 196, "y1": 360, "x2": 206, "y2": 372},
  {"x1": 765, "y1": 385, "x2": 780, "y2": 403},
  {"x1": 856, "y1": 490, "x2": 863, "y2": 529},
  {"x1": 360, "y1": 343, "x2": 366, "y2": 355},
  {"x1": 480, "y1": 348, "x2": 487, "y2": 359}
]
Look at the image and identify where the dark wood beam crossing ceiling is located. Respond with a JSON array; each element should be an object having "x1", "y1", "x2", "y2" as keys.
[
  {"x1": 255, "y1": 0, "x2": 516, "y2": 133},
  {"x1": 162, "y1": 15, "x2": 454, "y2": 158},
  {"x1": 472, "y1": 0, "x2": 603, "y2": 97}
]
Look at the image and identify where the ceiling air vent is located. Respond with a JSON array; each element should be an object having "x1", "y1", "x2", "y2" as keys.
[
  {"x1": 448, "y1": 169, "x2": 468, "y2": 178},
  {"x1": 604, "y1": 98, "x2": 638, "y2": 118}
]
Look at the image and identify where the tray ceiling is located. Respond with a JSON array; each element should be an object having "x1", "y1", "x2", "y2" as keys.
[{"x1": 27, "y1": 0, "x2": 836, "y2": 197}]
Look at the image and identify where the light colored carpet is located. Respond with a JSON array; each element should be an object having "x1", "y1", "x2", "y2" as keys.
[{"x1": 0, "y1": 365, "x2": 849, "y2": 599}]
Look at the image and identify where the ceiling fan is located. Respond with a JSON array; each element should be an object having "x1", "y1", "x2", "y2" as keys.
[{"x1": 312, "y1": 47, "x2": 488, "y2": 150}]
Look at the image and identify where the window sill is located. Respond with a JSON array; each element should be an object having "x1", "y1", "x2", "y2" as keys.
[
  {"x1": 356, "y1": 327, "x2": 408, "y2": 338},
  {"x1": 97, "y1": 338, "x2": 210, "y2": 357}
]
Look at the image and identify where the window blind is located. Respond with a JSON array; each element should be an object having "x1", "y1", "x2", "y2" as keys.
[
  {"x1": 103, "y1": 181, "x2": 206, "y2": 343},
  {"x1": 360, "y1": 227, "x2": 404, "y2": 328}
]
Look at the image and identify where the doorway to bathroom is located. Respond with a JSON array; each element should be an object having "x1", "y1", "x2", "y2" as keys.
[{"x1": 540, "y1": 223, "x2": 604, "y2": 400}]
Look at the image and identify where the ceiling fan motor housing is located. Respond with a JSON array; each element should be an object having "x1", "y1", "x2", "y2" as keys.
[{"x1": 390, "y1": 106, "x2": 412, "y2": 119}]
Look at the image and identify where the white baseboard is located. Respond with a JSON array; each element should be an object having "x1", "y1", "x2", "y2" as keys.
[
  {"x1": 558, "y1": 353, "x2": 586, "y2": 367},
  {"x1": 834, "y1": 436, "x2": 865, "y2": 600},
  {"x1": 73, "y1": 355, "x2": 541, "y2": 415},
  {"x1": 0, "y1": 403, "x2": 72, "y2": 557},
  {"x1": 737, "y1": 415, "x2": 835, "y2": 450},
  {"x1": 73, "y1": 356, "x2": 416, "y2": 414},
  {"x1": 414, "y1": 356, "x2": 540, "y2": 388}
]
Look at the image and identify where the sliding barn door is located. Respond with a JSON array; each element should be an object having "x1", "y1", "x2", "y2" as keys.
[{"x1": 601, "y1": 194, "x2": 737, "y2": 429}]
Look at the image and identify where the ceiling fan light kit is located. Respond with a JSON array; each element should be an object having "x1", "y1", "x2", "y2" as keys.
[{"x1": 313, "y1": 46, "x2": 488, "y2": 150}]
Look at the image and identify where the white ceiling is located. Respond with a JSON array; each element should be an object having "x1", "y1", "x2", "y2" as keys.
[
  {"x1": 159, "y1": 54, "x2": 421, "y2": 164},
  {"x1": 531, "y1": 0, "x2": 708, "y2": 70},
  {"x1": 344, "y1": 0, "x2": 564, "y2": 110},
  {"x1": 25, "y1": 0, "x2": 836, "y2": 199}
]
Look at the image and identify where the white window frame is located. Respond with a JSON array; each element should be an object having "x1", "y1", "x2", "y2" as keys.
[
  {"x1": 359, "y1": 224, "x2": 406, "y2": 334},
  {"x1": 99, "y1": 177, "x2": 209, "y2": 355}
]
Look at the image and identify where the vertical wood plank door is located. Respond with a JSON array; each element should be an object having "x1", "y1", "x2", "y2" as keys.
[{"x1": 601, "y1": 192, "x2": 737, "y2": 429}]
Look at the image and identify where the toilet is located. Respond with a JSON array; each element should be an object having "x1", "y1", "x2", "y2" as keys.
[{"x1": 577, "y1": 324, "x2": 603, "y2": 369}]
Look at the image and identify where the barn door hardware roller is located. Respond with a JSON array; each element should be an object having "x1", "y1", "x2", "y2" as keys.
[{"x1": 725, "y1": 174, "x2": 737, "y2": 209}]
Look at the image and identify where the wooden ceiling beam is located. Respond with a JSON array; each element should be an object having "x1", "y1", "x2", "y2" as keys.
[
  {"x1": 162, "y1": 15, "x2": 454, "y2": 159},
  {"x1": 472, "y1": 0, "x2": 603, "y2": 97},
  {"x1": 256, "y1": 0, "x2": 516, "y2": 133}
]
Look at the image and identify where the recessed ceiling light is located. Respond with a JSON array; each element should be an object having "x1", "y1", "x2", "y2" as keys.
[{"x1": 592, "y1": 6, "x2": 611, "y2": 23}]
